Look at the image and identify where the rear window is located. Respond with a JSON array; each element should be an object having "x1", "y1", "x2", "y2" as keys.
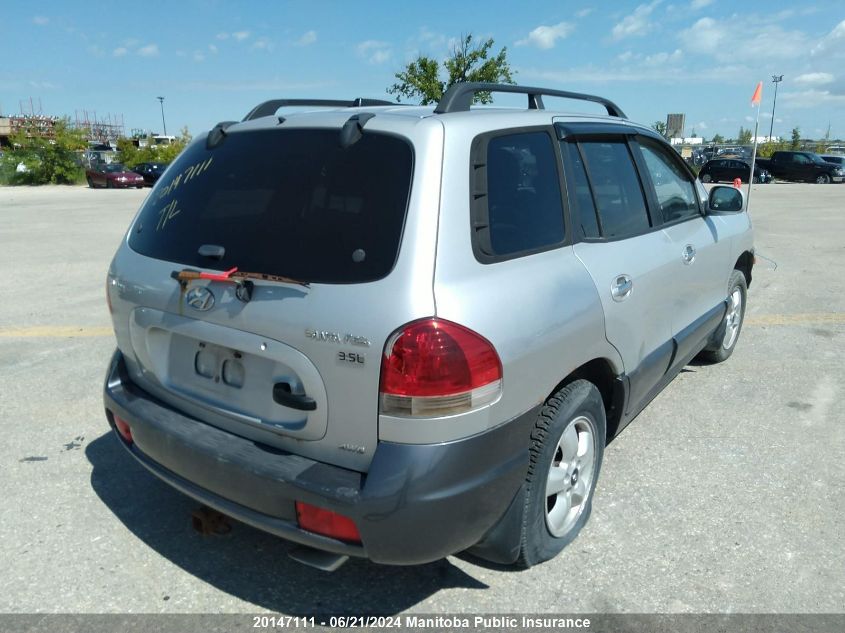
[{"x1": 128, "y1": 129, "x2": 413, "y2": 283}]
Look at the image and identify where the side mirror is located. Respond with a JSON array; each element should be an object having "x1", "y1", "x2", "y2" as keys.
[{"x1": 707, "y1": 185, "x2": 745, "y2": 214}]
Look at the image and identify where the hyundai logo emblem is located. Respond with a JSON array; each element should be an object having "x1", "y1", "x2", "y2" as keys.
[{"x1": 185, "y1": 286, "x2": 215, "y2": 311}]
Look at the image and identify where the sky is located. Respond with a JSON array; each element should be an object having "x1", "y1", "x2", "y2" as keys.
[{"x1": 2, "y1": 0, "x2": 844, "y2": 140}]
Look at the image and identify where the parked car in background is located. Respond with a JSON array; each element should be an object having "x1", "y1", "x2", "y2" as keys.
[
  {"x1": 699, "y1": 158, "x2": 771, "y2": 184},
  {"x1": 821, "y1": 155, "x2": 845, "y2": 169},
  {"x1": 756, "y1": 151, "x2": 844, "y2": 184},
  {"x1": 86, "y1": 163, "x2": 146, "y2": 188},
  {"x1": 132, "y1": 162, "x2": 168, "y2": 186}
]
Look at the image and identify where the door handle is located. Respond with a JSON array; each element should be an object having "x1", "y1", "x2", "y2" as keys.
[
  {"x1": 682, "y1": 244, "x2": 696, "y2": 265},
  {"x1": 611, "y1": 274, "x2": 633, "y2": 302},
  {"x1": 273, "y1": 382, "x2": 317, "y2": 411}
]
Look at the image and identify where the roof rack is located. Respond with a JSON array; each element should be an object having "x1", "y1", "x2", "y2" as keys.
[
  {"x1": 434, "y1": 83, "x2": 627, "y2": 118},
  {"x1": 242, "y1": 98, "x2": 395, "y2": 121}
]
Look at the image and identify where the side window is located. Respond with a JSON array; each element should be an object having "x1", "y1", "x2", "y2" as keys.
[
  {"x1": 484, "y1": 132, "x2": 565, "y2": 257},
  {"x1": 793, "y1": 154, "x2": 810, "y2": 165},
  {"x1": 579, "y1": 140, "x2": 650, "y2": 239},
  {"x1": 562, "y1": 141, "x2": 600, "y2": 239},
  {"x1": 638, "y1": 141, "x2": 700, "y2": 223}
]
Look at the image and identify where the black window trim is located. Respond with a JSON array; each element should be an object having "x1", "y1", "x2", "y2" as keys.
[
  {"x1": 629, "y1": 135, "x2": 705, "y2": 229},
  {"x1": 560, "y1": 133, "x2": 656, "y2": 243},
  {"x1": 469, "y1": 125, "x2": 572, "y2": 265}
]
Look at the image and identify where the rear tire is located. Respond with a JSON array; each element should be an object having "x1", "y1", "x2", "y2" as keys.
[
  {"x1": 106, "y1": 180, "x2": 114, "y2": 189},
  {"x1": 516, "y1": 380, "x2": 606, "y2": 568},
  {"x1": 87, "y1": 177, "x2": 94, "y2": 188},
  {"x1": 698, "y1": 269, "x2": 747, "y2": 364},
  {"x1": 701, "y1": 174, "x2": 712, "y2": 183}
]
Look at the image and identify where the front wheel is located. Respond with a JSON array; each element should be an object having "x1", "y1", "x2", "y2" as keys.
[
  {"x1": 86, "y1": 177, "x2": 94, "y2": 188},
  {"x1": 815, "y1": 174, "x2": 831, "y2": 184},
  {"x1": 700, "y1": 173, "x2": 712, "y2": 183},
  {"x1": 516, "y1": 380, "x2": 606, "y2": 568},
  {"x1": 698, "y1": 269, "x2": 747, "y2": 363}
]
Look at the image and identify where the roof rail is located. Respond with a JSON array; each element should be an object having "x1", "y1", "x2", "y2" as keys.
[
  {"x1": 434, "y1": 82, "x2": 627, "y2": 118},
  {"x1": 242, "y1": 98, "x2": 395, "y2": 121}
]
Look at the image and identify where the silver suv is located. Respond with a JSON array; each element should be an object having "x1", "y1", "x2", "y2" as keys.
[{"x1": 103, "y1": 83, "x2": 753, "y2": 569}]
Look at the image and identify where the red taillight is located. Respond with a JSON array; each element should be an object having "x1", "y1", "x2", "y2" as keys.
[
  {"x1": 295, "y1": 502, "x2": 361, "y2": 543},
  {"x1": 113, "y1": 414, "x2": 133, "y2": 443},
  {"x1": 379, "y1": 318, "x2": 502, "y2": 417}
]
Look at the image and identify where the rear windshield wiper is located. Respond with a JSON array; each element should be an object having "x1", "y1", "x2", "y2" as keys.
[{"x1": 171, "y1": 266, "x2": 310, "y2": 302}]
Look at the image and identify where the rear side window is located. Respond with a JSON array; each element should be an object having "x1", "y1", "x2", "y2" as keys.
[
  {"x1": 480, "y1": 131, "x2": 565, "y2": 258},
  {"x1": 128, "y1": 129, "x2": 413, "y2": 283},
  {"x1": 561, "y1": 142, "x2": 600, "y2": 239},
  {"x1": 579, "y1": 140, "x2": 650, "y2": 239}
]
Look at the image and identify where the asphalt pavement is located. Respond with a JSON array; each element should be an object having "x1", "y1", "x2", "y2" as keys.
[{"x1": 0, "y1": 183, "x2": 842, "y2": 616}]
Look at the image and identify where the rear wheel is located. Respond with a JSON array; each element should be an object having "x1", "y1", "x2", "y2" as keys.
[
  {"x1": 86, "y1": 177, "x2": 94, "y2": 188},
  {"x1": 815, "y1": 174, "x2": 831, "y2": 184},
  {"x1": 516, "y1": 380, "x2": 606, "y2": 568},
  {"x1": 698, "y1": 269, "x2": 747, "y2": 363},
  {"x1": 106, "y1": 180, "x2": 114, "y2": 189},
  {"x1": 700, "y1": 173, "x2": 712, "y2": 183}
]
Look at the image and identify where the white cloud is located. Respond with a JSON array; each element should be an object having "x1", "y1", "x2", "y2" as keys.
[
  {"x1": 517, "y1": 22, "x2": 574, "y2": 49},
  {"x1": 576, "y1": 8, "x2": 593, "y2": 18},
  {"x1": 642, "y1": 48, "x2": 683, "y2": 66},
  {"x1": 696, "y1": 121, "x2": 708, "y2": 129},
  {"x1": 33, "y1": 16, "x2": 49, "y2": 25},
  {"x1": 216, "y1": 32, "x2": 229, "y2": 40},
  {"x1": 232, "y1": 31, "x2": 250, "y2": 42},
  {"x1": 295, "y1": 30, "x2": 317, "y2": 46},
  {"x1": 252, "y1": 37, "x2": 274, "y2": 51},
  {"x1": 137, "y1": 43, "x2": 159, "y2": 57},
  {"x1": 113, "y1": 47, "x2": 128, "y2": 57},
  {"x1": 781, "y1": 89, "x2": 845, "y2": 108},
  {"x1": 681, "y1": 16, "x2": 810, "y2": 61},
  {"x1": 795, "y1": 72, "x2": 835, "y2": 85},
  {"x1": 208, "y1": 44, "x2": 218, "y2": 54},
  {"x1": 690, "y1": 0, "x2": 713, "y2": 9},
  {"x1": 193, "y1": 51, "x2": 205, "y2": 62},
  {"x1": 612, "y1": 1, "x2": 663, "y2": 40},
  {"x1": 812, "y1": 20, "x2": 845, "y2": 56},
  {"x1": 357, "y1": 40, "x2": 392, "y2": 64}
]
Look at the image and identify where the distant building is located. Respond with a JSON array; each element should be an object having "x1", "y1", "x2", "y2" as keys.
[{"x1": 666, "y1": 113, "x2": 685, "y2": 139}]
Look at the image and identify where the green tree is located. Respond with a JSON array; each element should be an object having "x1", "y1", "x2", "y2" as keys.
[
  {"x1": 738, "y1": 126, "x2": 753, "y2": 144},
  {"x1": 711, "y1": 133, "x2": 725, "y2": 144},
  {"x1": 790, "y1": 127, "x2": 801, "y2": 150},
  {"x1": 117, "y1": 127, "x2": 192, "y2": 168},
  {"x1": 388, "y1": 34, "x2": 515, "y2": 105},
  {"x1": 652, "y1": 121, "x2": 667, "y2": 137},
  {"x1": 1, "y1": 118, "x2": 87, "y2": 185}
]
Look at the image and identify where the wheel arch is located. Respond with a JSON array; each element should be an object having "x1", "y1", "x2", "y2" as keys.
[
  {"x1": 548, "y1": 358, "x2": 625, "y2": 442},
  {"x1": 735, "y1": 250, "x2": 754, "y2": 288}
]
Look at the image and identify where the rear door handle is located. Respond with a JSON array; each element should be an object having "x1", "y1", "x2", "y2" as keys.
[
  {"x1": 611, "y1": 274, "x2": 633, "y2": 302},
  {"x1": 273, "y1": 382, "x2": 317, "y2": 411}
]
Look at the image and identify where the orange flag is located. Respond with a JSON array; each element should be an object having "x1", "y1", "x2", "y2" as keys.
[{"x1": 751, "y1": 81, "x2": 763, "y2": 106}]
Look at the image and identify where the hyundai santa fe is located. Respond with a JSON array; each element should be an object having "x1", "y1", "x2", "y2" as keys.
[{"x1": 103, "y1": 83, "x2": 753, "y2": 569}]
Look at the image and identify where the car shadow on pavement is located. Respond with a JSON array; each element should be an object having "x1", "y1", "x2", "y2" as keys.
[{"x1": 85, "y1": 432, "x2": 488, "y2": 614}]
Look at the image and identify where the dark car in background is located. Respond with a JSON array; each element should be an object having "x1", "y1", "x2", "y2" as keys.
[
  {"x1": 132, "y1": 162, "x2": 168, "y2": 186},
  {"x1": 86, "y1": 163, "x2": 146, "y2": 188},
  {"x1": 756, "y1": 151, "x2": 844, "y2": 184},
  {"x1": 821, "y1": 155, "x2": 845, "y2": 168},
  {"x1": 699, "y1": 158, "x2": 771, "y2": 184}
]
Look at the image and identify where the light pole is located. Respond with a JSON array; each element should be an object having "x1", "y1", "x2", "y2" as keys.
[
  {"x1": 156, "y1": 96, "x2": 167, "y2": 136},
  {"x1": 768, "y1": 75, "x2": 783, "y2": 142}
]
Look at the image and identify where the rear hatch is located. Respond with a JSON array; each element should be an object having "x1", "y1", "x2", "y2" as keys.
[{"x1": 108, "y1": 118, "x2": 440, "y2": 471}]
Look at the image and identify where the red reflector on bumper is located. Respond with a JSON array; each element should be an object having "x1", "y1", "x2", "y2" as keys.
[
  {"x1": 113, "y1": 414, "x2": 133, "y2": 443},
  {"x1": 295, "y1": 501, "x2": 361, "y2": 544}
]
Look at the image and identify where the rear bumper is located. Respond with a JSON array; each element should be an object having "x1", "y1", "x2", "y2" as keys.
[{"x1": 103, "y1": 350, "x2": 535, "y2": 565}]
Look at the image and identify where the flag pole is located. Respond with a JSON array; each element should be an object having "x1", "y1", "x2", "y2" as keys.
[{"x1": 747, "y1": 81, "x2": 763, "y2": 211}]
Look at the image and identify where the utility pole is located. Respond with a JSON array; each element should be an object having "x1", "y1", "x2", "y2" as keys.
[
  {"x1": 156, "y1": 96, "x2": 167, "y2": 136},
  {"x1": 768, "y1": 75, "x2": 783, "y2": 142}
]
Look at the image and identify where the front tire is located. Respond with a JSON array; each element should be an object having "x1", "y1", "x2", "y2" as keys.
[
  {"x1": 698, "y1": 269, "x2": 747, "y2": 363},
  {"x1": 516, "y1": 380, "x2": 606, "y2": 568},
  {"x1": 815, "y1": 174, "x2": 831, "y2": 184},
  {"x1": 701, "y1": 173, "x2": 712, "y2": 183}
]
